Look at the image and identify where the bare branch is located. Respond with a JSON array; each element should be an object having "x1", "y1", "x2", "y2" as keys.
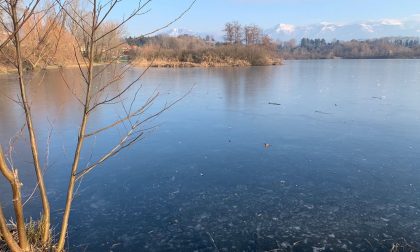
[
  {"x1": 0, "y1": 0, "x2": 42, "y2": 50},
  {"x1": 0, "y1": 145, "x2": 29, "y2": 250},
  {"x1": 76, "y1": 86, "x2": 193, "y2": 180},
  {"x1": 94, "y1": 0, "x2": 152, "y2": 42},
  {"x1": 88, "y1": 56, "x2": 156, "y2": 112},
  {"x1": 141, "y1": 0, "x2": 197, "y2": 37},
  {"x1": 84, "y1": 92, "x2": 159, "y2": 138}
]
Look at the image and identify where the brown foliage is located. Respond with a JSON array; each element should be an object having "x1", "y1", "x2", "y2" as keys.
[{"x1": 130, "y1": 35, "x2": 282, "y2": 67}]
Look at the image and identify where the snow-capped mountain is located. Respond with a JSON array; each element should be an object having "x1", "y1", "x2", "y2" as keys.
[
  {"x1": 162, "y1": 28, "x2": 197, "y2": 37},
  {"x1": 266, "y1": 17, "x2": 420, "y2": 41},
  {"x1": 160, "y1": 28, "x2": 224, "y2": 41}
]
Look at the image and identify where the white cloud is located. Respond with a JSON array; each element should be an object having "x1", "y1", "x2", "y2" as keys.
[
  {"x1": 276, "y1": 24, "x2": 296, "y2": 33},
  {"x1": 380, "y1": 19, "x2": 403, "y2": 26}
]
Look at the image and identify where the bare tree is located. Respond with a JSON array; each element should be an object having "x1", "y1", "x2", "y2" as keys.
[
  {"x1": 223, "y1": 22, "x2": 234, "y2": 44},
  {"x1": 0, "y1": 0, "x2": 195, "y2": 251},
  {"x1": 20, "y1": 1, "x2": 66, "y2": 69},
  {"x1": 244, "y1": 24, "x2": 261, "y2": 45},
  {"x1": 55, "y1": 2, "x2": 195, "y2": 250},
  {"x1": 95, "y1": 21, "x2": 126, "y2": 62},
  {"x1": 232, "y1": 21, "x2": 242, "y2": 44},
  {"x1": 0, "y1": 0, "x2": 52, "y2": 248},
  {"x1": 223, "y1": 21, "x2": 243, "y2": 45}
]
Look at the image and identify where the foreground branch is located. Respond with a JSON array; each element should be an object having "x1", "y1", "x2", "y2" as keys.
[
  {"x1": 0, "y1": 146, "x2": 27, "y2": 251},
  {"x1": 0, "y1": 200, "x2": 22, "y2": 252}
]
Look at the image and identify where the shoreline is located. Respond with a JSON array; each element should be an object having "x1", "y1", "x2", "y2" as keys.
[
  {"x1": 0, "y1": 60, "x2": 283, "y2": 74},
  {"x1": 0, "y1": 62, "x2": 109, "y2": 75},
  {"x1": 3, "y1": 57, "x2": 418, "y2": 74},
  {"x1": 131, "y1": 58, "x2": 283, "y2": 68}
]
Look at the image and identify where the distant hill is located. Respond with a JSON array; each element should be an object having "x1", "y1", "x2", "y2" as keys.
[
  {"x1": 266, "y1": 17, "x2": 420, "y2": 41},
  {"x1": 161, "y1": 28, "x2": 197, "y2": 37}
]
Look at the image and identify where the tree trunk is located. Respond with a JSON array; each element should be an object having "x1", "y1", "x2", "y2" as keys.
[
  {"x1": 10, "y1": 0, "x2": 51, "y2": 244},
  {"x1": 0, "y1": 147, "x2": 28, "y2": 251},
  {"x1": 0, "y1": 200, "x2": 22, "y2": 252},
  {"x1": 56, "y1": 2, "x2": 96, "y2": 251}
]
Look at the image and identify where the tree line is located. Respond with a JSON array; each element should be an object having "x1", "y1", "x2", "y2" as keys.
[
  {"x1": 223, "y1": 21, "x2": 272, "y2": 46},
  {"x1": 278, "y1": 37, "x2": 420, "y2": 59}
]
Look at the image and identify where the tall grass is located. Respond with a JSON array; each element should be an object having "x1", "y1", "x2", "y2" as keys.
[{"x1": 129, "y1": 36, "x2": 281, "y2": 66}]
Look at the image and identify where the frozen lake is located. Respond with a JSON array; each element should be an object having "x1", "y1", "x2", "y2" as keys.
[{"x1": 1, "y1": 60, "x2": 420, "y2": 251}]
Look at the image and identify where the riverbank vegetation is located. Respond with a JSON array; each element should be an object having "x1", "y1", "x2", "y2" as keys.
[
  {"x1": 128, "y1": 35, "x2": 282, "y2": 67},
  {"x1": 127, "y1": 22, "x2": 282, "y2": 67}
]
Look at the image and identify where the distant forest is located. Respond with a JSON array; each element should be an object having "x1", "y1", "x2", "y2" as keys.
[{"x1": 278, "y1": 37, "x2": 420, "y2": 59}]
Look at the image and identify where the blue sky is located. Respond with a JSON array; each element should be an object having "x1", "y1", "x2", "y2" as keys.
[{"x1": 111, "y1": 0, "x2": 420, "y2": 36}]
